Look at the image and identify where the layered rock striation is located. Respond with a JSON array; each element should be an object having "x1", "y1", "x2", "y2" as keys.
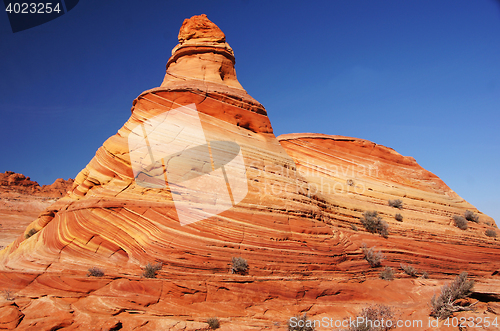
[{"x1": 0, "y1": 15, "x2": 498, "y2": 330}]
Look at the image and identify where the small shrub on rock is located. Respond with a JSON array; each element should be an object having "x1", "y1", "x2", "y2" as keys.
[
  {"x1": 288, "y1": 313, "x2": 315, "y2": 331},
  {"x1": 143, "y1": 262, "x2": 162, "y2": 278},
  {"x1": 207, "y1": 317, "x2": 220, "y2": 330},
  {"x1": 464, "y1": 210, "x2": 479, "y2": 223},
  {"x1": 2, "y1": 290, "x2": 14, "y2": 301},
  {"x1": 351, "y1": 224, "x2": 358, "y2": 231},
  {"x1": 485, "y1": 229, "x2": 497, "y2": 237},
  {"x1": 453, "y1": 215, "x2": 468, "y2": 230},
  {"x1": 360, "y1": 211, "x2": 389, "y2": 237},
  {"x1": 344, "y1": 304, "x2": 398, "y2": 331},
  {"x1": 361, "y1": 243, "x2": 384, "y2": 268},
  {"x1": 24, "y1": 228, "x2": 37, "y2": 239},
  {"x1": 379, "y1": 267, "x2": 394, "y2": 281},
  {"x1": 421, "y1": 271, "x2": 429, "y2": 279},
  {"x1": 394, "y1": 213, "x2": 403, "y2": 222},
  {"x1": 87, "y1": 267, "x2": 105, "y2": 277},
  {"x1": 388, "y1": 199, "x2": 403, "y2": 209},
  {"x1": 400, "y1": 263, "x2": 418, "y2": 277},
  {"x1": 430, "y1": 271, "x2": 475, "y2": 319},
  {"x1": 231, "y1": 257, "x2": 248, "y2": 274}
]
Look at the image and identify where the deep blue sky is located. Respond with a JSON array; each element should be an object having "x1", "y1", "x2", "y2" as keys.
[{"x1": 1, "y1": 0, "x2": 499, "y2": 224}]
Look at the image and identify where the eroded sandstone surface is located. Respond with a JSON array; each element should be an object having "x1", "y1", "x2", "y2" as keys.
[{"x1": 0, "y1": 15, "x2": 498, "y2": 330}]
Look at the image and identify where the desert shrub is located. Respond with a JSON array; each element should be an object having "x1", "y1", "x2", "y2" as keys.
[
  {"x1": 344, "y1": 304, "x2": 397, "y2": 331},
  {"x1": 24, "y1": 228, "x2": 37, "y2": 239},
  {"x1": 400, "y1": 263, "x2": 418, "y2": 277},
  {"x1": 351, "y1": 224, "x2": 358, "y2": 231},
  {"x1": 464, "y1": 210, "x2": 479, "y2": 223},
  {"x1": 453, "y1": 215, "x2": 468, "y2": 230},
  {"x1": 485, "y1": 229, "x2": 497, "y2": 237},
  {"x1": 379, "y1": 267, "x2": 394, "y2": 281},
  {"x1": 207, "y1": 317, "x2": 220, "y2": 330},
  {"x1": 288, "y1": 313, "x2": 315, "y2": 331},
  {"x1": 388, "y1": 199, "x2": 403, "y2": 209},
  {"x1": 430, "y1": 271, "x2": 475, "y2": 319},
  {"x1": 143, "y1": 262, "x2": 162, "y2": 278},
  {"x1": 87, "y1": 267, "x2": 104, "y2": 277},
  {"x1": 394, "y1": 213, "x2": 403, "y2": 222},
  {"x1": 2, "y1": 290, "x2": 14, "y2": 301},
  {"x1": 421, "y1": 271, "x2": 429, "y2": 279},
  {"x1": 360, "y1": 211, "x2": 389, "y2": 238},
  {"x1": 361, "y1": 243, "x2": 384, "y2": 268},
  {"x1": 231, "y1": 257, "x2": 248, "y2": 274},
  {"x1": 347, "y1": 179, "x2": 355, "y2": 187}
]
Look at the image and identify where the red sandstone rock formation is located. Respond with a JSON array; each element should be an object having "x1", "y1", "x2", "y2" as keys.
[
  {"x1": 0, "y1": 15, "x2": 498, "y2": 330},
  {"x1": 0, "y1": 171, "x2": 73, "y2": 197},
  {"x1": 0, "y1": 172, "x2": 73, "y2": 248}
]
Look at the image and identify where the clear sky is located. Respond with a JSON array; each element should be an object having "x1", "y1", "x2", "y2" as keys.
[{"x1": 1, "y1": 0, "x2": 499, "y2": 224}]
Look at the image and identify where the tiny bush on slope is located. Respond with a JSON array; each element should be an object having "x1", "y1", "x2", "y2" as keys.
[
  {"x1": 25, "y1": 228, "x2": 37, "y2": 239},
  {"x1": 400, "y1": 263, "x2": 418, "y2": 277},
  {"x1": 87, "y1": 267, "x2": 105, "y2": 277},
  {"x1": 360, "y1": 211, "x2": 389, "y2": 237},
  {"x1": 343, "y1": 304, "x2": 398, "y2": 331},
  {"x1": 143, "y1": 262, "x2": 162, "y2": 278},
  {"x1": 464, "y1": 210, "x2": 479, "y2": 223},
  {"x1": 379, "y1": 267, "x2": 394, "y2": 281},
  {"x1": 453, "y1": 215, "x2": 468, "y2": 230},
  {"x1": 207, "y1": 317, "x2": 220, "y2": 329},
  {"x1": 388, "y1": 199, "x2": 403, "y2": 209},
  {"x1": 485, "y1": 229, "x2": 497, "y2": 237},
  {"x1": 361, "y1": 243, "x2": 384, "y2": 268},
  {"x1": 430, "y1": 272, "x2": 475, "y2": 319},
  {"x1": 231, "y1": 257, "x2": 248, "y2": 274},
  {"x1": 288, "y1": 313, "x2": 315, "y2": 331}
]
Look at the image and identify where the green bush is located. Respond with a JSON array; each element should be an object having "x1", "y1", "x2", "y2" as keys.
[
  {"x1": 143, "y1": 262, "x2": 162, "y2": 278},
  {"x1": 430, "y1": 272, "x2": 475, "y2": 319},
  {"x1": 361, "y1": 243, "x2": 384, "y2": 268},
  {"x1": 360, "y1": 211, "x2": 389, "y2": 238}
]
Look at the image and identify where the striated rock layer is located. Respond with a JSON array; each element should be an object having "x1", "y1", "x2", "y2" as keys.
[{"x1": 0, "y1": 14, "x2": 498, "y2": 330}]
